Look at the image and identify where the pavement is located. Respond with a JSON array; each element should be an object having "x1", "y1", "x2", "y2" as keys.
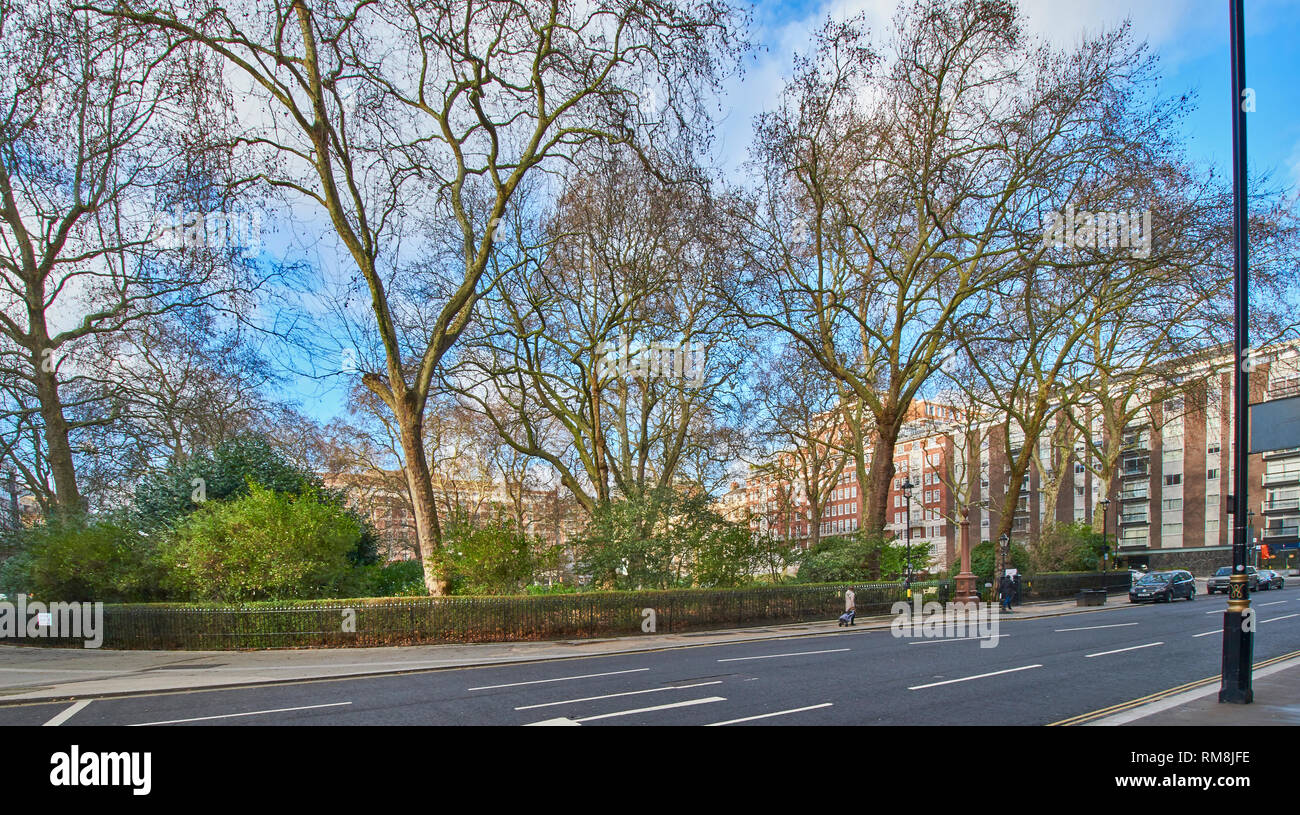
[
  {"x1": 0, "y1": 593, "x2": 1124, "y2": 704},
  {"x1": 1083, "y1": 649, "x2": 1300, "y2": 726}
]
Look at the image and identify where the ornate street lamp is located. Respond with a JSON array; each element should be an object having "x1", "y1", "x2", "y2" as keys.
[
  {"x1": 1223, "y1": 0, "x2": 1253, "y2": 704},
  {"x1": 998, "y1": 532, "x2": 1010, "y2": 603},
  {"x1": 902, "y1": 478, "x2": 915, "y2": 595}
]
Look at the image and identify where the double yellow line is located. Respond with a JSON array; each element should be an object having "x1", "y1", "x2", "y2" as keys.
[{"x1": 1049, "y1": 649, "x2": 1300, "y2": 726}]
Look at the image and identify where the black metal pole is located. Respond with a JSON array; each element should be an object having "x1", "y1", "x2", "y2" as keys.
[
  {"x1": 905, "y1": 492, "x2": 912, "y2": 594},
  {"x1": 1221, "y1": 0, "x2": 1253, "y2": 705}
]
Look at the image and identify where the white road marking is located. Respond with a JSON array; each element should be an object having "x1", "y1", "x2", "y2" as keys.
[
  {"x1": 1086, "y1": 642, "x2": 1164, "y2": 658},
  {"x1": 1261, "y1": 613, "x2": 1299, "y2": 624},
  {"x1": 1193, "y1": 630, "x2": 1220, "y2": 638},
  {"x1": 468, "y1": 668, "x2": 649, "y2": 691},
  {"x1": 908, "y1": 664, "x2": 1043, "y2": 690},
  {"x1": 515, "y1": 681, "x2": 723, "y2": 710},
  {"x1": 717, "y1": 648, "x2": 849, "y2": 663},
  {"x1": 129, "y1": 701, "x2": 352, "y2": 726},
  {"x1": 908, "y1": 635, "x2": 1008, "y2": 645},
  {"x1": 1055, "y1": 623, "x2": 1139, "y2": 632},
  {"x1": 1259, "y1": 601, "x2": 1287, "y2": 607},
  {"x1": 704, "y1": 703, "x2": 834, "y2": 726},
  {"x1": 43, "y1": 699, "x2": 91, "y2": 726},
  {"x1": 524, "y1": 696, "x2": 725, "y2": 725}
]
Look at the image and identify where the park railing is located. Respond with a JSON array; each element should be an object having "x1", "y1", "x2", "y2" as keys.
[
  {"x1": 1, "y1": 580, "x2": 952, "y2": 650},
  {"x1": 0, "y1": 571, "x2": 1124, "y2": 650}
]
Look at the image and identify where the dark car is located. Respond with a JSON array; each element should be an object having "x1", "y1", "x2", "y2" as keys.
[
  {"x1": 1207, "y1": 566, "x2": 1259, "y2": 594},
  {"x1": 1129, "y1": 570, "x2": 1196, "y2": 603},
  {"x1": 1257, "y1": 569, "x2": 1286, "y2": 590}
]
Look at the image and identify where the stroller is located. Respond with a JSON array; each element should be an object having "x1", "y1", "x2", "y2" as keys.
[{"x1": 838, "y1": 609, "x2": 856, "y2": 626}]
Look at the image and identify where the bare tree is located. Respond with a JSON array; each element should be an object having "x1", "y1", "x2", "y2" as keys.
[
  {"x1": 729, "y1": 5, "x2": 1161, "y2": 574},
  {"x1": 96, "y1": 0, "x2": 744, "y2": 593},
  {"x1": 0, "y1": 0, "x2": 247, "y2": 514}
]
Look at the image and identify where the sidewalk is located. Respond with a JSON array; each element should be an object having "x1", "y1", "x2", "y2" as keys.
[
  {"x1": 1085, "y1": 651, "x2": 1300, "y2": 726},
  {"x1": 0, "y1": 594, "x2": 1123, "y2": 704}
]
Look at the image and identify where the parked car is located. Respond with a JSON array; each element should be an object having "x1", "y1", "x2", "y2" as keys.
[
  {"x1": 1257, "y1": 569, "x2": 1286, "y2": 590},
  {"x1": 1129, "y1": 570, "x2": 1196, "y2": 603},
  {"x1": 1207, "y1": 566, "x2": 1259, "y2": 594}
]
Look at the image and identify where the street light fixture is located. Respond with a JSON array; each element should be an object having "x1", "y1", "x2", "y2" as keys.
[{"x1": 902, "y1": 478, "x2": 915, "y2": 594}]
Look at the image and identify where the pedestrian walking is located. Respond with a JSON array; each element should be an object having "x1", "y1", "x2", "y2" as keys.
[
  {"x1": 999, "y1": 573, "x2": 1013, "y2": 612},
  {"x1": 839, "y1": 587, "x2": 856, "y2": 626}
]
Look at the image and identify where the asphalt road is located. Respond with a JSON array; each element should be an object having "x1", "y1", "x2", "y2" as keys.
[{"x1": 6, "y1": 585, "x2": 1299, "y2": 726}]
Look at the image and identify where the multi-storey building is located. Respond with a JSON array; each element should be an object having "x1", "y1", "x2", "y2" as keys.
[{"x1": 724, "y1": 345, "x2": 1300, "y2": 576}]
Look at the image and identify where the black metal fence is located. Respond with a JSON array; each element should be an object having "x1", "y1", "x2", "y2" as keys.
[{"x1": 0, "y1": 572, "x2": 1121, "y2": 650}]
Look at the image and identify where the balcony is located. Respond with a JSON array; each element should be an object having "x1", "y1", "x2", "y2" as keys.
[
  {"x1": 1262, "y1": 447, "x2": 1300, "y2": 460},
  {"x1": 1120, "y1": 488, "x2": 1148, "y2": 501},
  {"x1": 1121, "y1": 464, "x2": 1150, "y2": 480},
  {"x1": 1119, "y1": 514, "x2": 1150, "y2": 526},
  {"x1": 1262, "y1": 471, "x2": 1300, "y2": 487},
  {"x1": 1262, "y1": 497, "x2": 1300, "y2": 513},
  {"x1": 1117, "y1": 536, "x2": 1149, "y2": 550},
  {"x1": 1262, "y1": 525, "x2": 1299, "y2": 540}
]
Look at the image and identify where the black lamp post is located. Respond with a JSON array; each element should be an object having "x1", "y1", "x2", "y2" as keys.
[
  {"x1": 1100, "y1": 498, "x2": 1111, "y2": 580},
  {"x1": 996, "y1": 532, "x2": 1010, "y2": 607},
  {"x1": 1222, "y1": 0, "x2": 1253, "y2": 704},
  {"x1": 902, "y1": 478, "x2": 915, "y2": 594}
]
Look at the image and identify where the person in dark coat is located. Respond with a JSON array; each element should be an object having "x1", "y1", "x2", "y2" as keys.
[{"x1": 999, "y1": 573, "x2": 1014, "y2": 612}]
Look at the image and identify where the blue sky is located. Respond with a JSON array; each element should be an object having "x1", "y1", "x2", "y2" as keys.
[{"x1": 286, "y1": 0, "x2": 1300, "y2": 427}]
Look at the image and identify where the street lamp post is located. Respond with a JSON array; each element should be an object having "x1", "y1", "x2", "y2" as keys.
[
  {"x1": 1100, "y1": 498, "x2": 1111, "y2": 584},
  {"x1": 1222, "y1": 0, "x2": 1253, "y2": 705},
  {"x1": 998, "y1": 532, "x2": 1010, "y2": 606},
  {"x1": 902, "y1": 478, "x2": 915, "y2": 596}
]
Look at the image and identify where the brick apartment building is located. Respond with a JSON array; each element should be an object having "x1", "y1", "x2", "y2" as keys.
[
  {"x1": 324, "y1": 470, "x2": 584, "y2": 566},
  {"x1": 723, "y1": 346, "x2": 1300, "y2": 576}
]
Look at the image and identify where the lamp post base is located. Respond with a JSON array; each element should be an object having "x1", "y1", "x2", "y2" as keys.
[
  {"x1": 1219, "y1": 609, "x2": 1254, "y2": 704},
  {"x1": 954, "y1": 571, "x2": 980, "y2": 604}
]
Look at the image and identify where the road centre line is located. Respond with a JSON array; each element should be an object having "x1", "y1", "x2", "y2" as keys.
[
  {"x1": 525, "y1": 696, "x2": 725, "y2": 725},
  {"x1": 1055, "y1": 623, "x2": 1139, "y2": 632},
  {"x1": 129, "y1": 701, "x2": 352, "y2": 726},
  {"x1": 704, "y1": 703, "x2": 834, "y2": 726},
  {"x1": 717, "y1": 648, "x2": 849, "y2": 663},
  {"x1": 1193, "y1": 630, "x2": 1220, "y2": 638},
  {"x1": 908, "y1": 664, "x2": 1042, "y2": 690},
  {"x1": 515, "y1": 681, "x2": 723, "y2": 710},
  {"x1": 43, "y1": 700, "x2": 92, "y2": 727},
  {"x1": 1259, "y1": 600, "x2": 1287, "y2": 606},
  {"x1": 1261, "y1": 613, "x2": 1299, "y2": 624},
  {"x1": 1085, "y1": 642, "x2": 1163, "y2": 658},
  {"x1": 468, "y1": 668, "x2": 649, "y2": 691}
]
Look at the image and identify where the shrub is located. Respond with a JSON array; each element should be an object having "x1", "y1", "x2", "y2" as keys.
[
  {"x1": 161, "y1": 484, "x2": 363, "y2": 602},
  {"x1": 0, "y1": 514, "x2": 165, "y2": 602},
  {"x1": 794, "y1": 532, "x2": 929, "y2": 583},
  {"x1": 357, "y1": 560, "x2": 426, "y2": 597},
  {"x1": 443, "y1": 513, "x2": 564, "y2": 596},
  {"x1": 969, "y1": 539, "x2": 1031, "y2": 582}
]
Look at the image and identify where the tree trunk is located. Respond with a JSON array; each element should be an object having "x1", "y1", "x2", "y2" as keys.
[
  {"x1": 30, "y1": 343, "x2": 82, "y2": 514},
  {"x1": 396, "y1": 405, "x2": 447, "y2": 595}
]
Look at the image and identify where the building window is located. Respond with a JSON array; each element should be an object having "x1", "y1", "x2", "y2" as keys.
[
  {"x1": 1207, "y1": 468, "x2": 1219, "y2": 480},
  {"x1": 1164, "y1": 474, "x2": 1182, "y2": 486}
]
